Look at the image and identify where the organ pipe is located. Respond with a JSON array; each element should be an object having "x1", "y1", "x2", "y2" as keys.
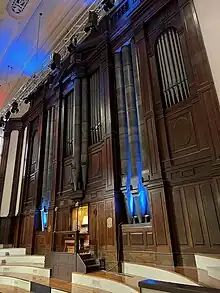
[
  {"x1": 114, "y1": 52, "x2": 128, "y2": 186},
  {"x1": 42, "y1": 110, "x2": 51, "y2": 198},
  {"x1": 81, "y1": 77, "x2": 88, "y2": 190},
  {"x1": 90, "y1": 74, "x2": 95, "y2": 144},
  {"x1": 131, "y1": 41, "x2": 149, "y2": 182},
  {"x1": 71, "y1": 78, "x2": 81, "y2": 191},
  {"x1": 156, "y1": 29, "x2": 190, "y2": 108},
  {"x1": 47, "y1": 106, "x2": 55, "y2": 197},
  {"x1": 122, "y1": 45, "x2": 138, "y2": 186}
]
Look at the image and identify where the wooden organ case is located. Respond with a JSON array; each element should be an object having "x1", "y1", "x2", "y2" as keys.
[{"x1": 0, "y1": 0, "x2": 220, "y2": 273}]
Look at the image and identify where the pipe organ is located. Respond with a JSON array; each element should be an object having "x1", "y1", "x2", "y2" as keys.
[
  {"x1": 1, "y1": 0, "x2": 220, "y2": 271},
  {"x1": 42, "y1": 106, "x2": 56, "y2": 209},
  {"x1": 114, "y1": 43, "x2": 149, "y2": 223}
]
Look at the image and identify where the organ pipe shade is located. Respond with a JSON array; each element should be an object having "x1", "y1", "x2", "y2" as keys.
[{"x1": 156, "y1": 28, "x2": 190, "y2": 108}]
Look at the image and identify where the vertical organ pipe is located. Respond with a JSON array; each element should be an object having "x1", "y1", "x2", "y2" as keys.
[
  {"x1": 42, "y1": 110, "x2": 51, "y2": 199},
  {"x1": 163, "y1": 32, "x2": 179, "y2": 103},
  {"x1": 47, "y1": 106, "x2": 55, "y2": 199},
  {"x1": 93, "y1": 72, "x2": 98, "y2": 143},
  {"x1": 114, "y1": 52, "x2": 129, "y2": 186},
  {"x1": 70, "y1": 91, "x2": 74, "y2": 155},
  {"x1": 114, "y1": 51, "x2": 132, "y2": 224},
  {"x1": 122, "y1": 45, "x2": 138, "y2": 186},
  {"x1": 90, "y1": 75, "x2": 94, "y2": 144},
  {"x1": 167, "y1": 30, "x2": 184, "y2": 101},
  {"x1": 72, "y1": 78, "x2": 81, "y2": 191},
  {"x1": 81, "y1": 78, "x2": 88, "y2": 190},
  {"x1": 157, "y1": 42, "x2": 170, "y2": 107},
  {"x1": 97, "y1": 71, "x2": 102, "y2": 140},
  {"x1": 131, "y1": 41, "x2": 149, "y2": 181},
  {"x1": 159, "y1": 37, "x2": 175, "y2": 106}
]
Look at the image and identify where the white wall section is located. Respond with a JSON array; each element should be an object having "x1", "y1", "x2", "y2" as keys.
[
  {"x1": 15, "y1": 126, "x2": 27, "y2": 216},
  {"x1": 0, "y1": 130, "x2": 19, "y2": 217},
  {"x1": 194, "y1": 0, "x2": 220, "y2": 104}
]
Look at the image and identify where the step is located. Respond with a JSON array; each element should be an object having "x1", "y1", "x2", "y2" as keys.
[
  {"x1": 0, "y1": 255, "x2": 45, "y2": 266},
  {"x1": 0, "y1": 265, "x2": 50, "y2": 277},
  {"x1": 86, "y1": 263, "x2": 100, "y2": 273},
  {"x1": 195, "y1": 254, "x2": 220, "y2": 272},
  {"x1": 0, "y1": 284, "x2": 31, "y2": 293},
  {"x1": 0, "y1": 275, "x2": 31, "y2": 291},
  {"x1": 83, "y1": 257, "x2": 97, "y2": 266},
  {"x1": 0, "y1": 245, "x2": 13, "y2": 249},
  {"x1": 207, "y1": 266, "x2": 220, "y2": 281},
  {"x1": 80, "y1": 253, "x2": 92, "y2": 260},
  {"x1": 0, "y1": 248, "x2": 26, "y2": 256},
  {"x1": 122, "y1": 262, "x2": 199, "y2": 286},
  {"x1": 72, "y1": 272, "x2": 138, "y2": 293}
]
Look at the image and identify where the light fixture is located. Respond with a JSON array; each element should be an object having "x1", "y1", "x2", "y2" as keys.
[
  {"x1": 101, "y1": 0, "x2": 114, "y2": 11},
  {"x1": 11, "y1": 101, "x2": 19, "y2": 114},
  {"x1": 5, "y1": 111, "x2": 11, "y2": 121},
  {"x1": 50, "y1": 52, "x2": 61, "y2": 70},
  {"x1": 84, "y1": 11, "x2": 98, "y2": 33},
  {"x1": 67, "y1": 36, "x2": 78, "y2": 53}
]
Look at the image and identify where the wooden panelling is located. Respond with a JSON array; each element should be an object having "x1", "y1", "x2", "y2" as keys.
[{"x1": 171, "y1": 179, "x2": 220, "y2": 265}]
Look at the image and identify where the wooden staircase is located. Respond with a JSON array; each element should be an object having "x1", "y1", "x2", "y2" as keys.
[{"x1": 80, "y1": 253, "x2": 100, "y2": 273}]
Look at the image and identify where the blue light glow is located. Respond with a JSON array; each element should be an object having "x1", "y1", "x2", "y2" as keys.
[
  {"x1": 0, "y1": 37, "x2": 48, "y2": 77},
  {"x1": 41, "y1": 199, "x2": 50, "y2": 230}
]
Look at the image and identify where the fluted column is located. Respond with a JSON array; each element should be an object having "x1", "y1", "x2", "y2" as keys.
[
  {"x1": 81, "y1": 77, "x2": 88, "y2": 190},
  {"x1": 71, "y1": 78, "x2": 81, "y2": 191},
  {"x1": 114, "y1": 52, "x2": 132, "y2": 224}
]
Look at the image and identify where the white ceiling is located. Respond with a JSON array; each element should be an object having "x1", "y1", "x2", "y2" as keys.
[{"x1": 0, "y1": 0, "x2": 101, "y2": 115}]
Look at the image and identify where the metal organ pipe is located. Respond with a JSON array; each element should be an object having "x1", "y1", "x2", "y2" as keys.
[
  {"x1": 94, "y1": 71, "x2": 98, "y2": 144},
  {"x1": 71, "y1": 78, "x2": 81, "y2": 191},
  {"x1": 156, "y1": 29, "x2": 190, "y2": 108},
  {"x1": 121, "y1": 45, "x2": 138, "y2": 186},
  {"x1": 42, "y1": 110, "x2": 51, "y2": 198},
  {"x1": 90, "y1": 75, "x2": 94, "y2": 144},
  {"x1": 130, "y1": 41, "x2": 149, "y2": 182},
  {"x1": 114, "y1": 51, "x2": 132, "y2": 224},
  {"x1": 81, "y1": 77, "x2": 88, "y2": 190},
  {"x1": 47, "y1": 106, "x2": 55, "y2": 196}
]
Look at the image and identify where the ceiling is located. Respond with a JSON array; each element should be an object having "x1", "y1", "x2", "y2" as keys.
[{"x1": 0, "y1": 0, "x2": 102, "y2": 116}]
